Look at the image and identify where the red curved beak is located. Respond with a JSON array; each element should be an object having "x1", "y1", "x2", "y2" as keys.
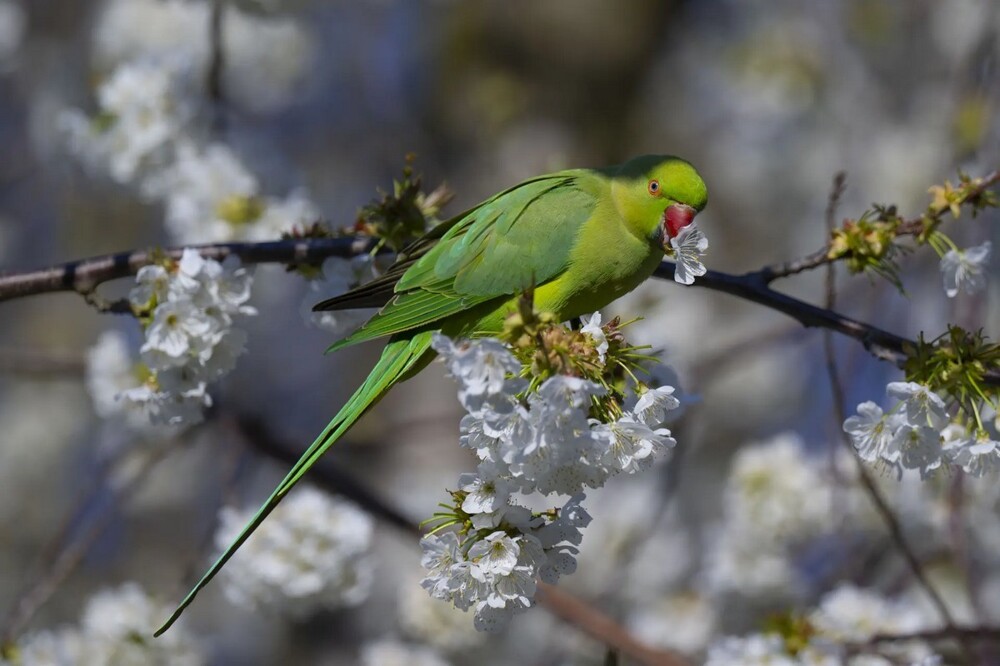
[{"x1": 663, "y1": 204, "x2": 698, "y2": 239}]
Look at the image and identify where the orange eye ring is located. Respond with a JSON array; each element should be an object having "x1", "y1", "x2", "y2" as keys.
[{"x1": 648, "y1": 179, "x2": 660, "y2": 196}]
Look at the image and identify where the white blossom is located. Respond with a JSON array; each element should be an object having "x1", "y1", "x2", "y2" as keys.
[
  {"x1": 669, "y1": 222, "x2": 708, "y2": 285},
  {"x1": 426, "y1": 334, "x2": 684, "y2": 632},
  {"x1": 633, "y1": 385, "x2": 681, "y2": 427},
  {"x1": 945, "y1": 426, "x2": 1000, "y2": 477},
  {"x1": 579, "y1": 311, "x2": 608, "y2": 362},
  {"x1": 843, "y1": 401, "x2": 895, "y2": 462},
  {"x1": 120, "y1": 252, "x2": 255, "y2": 428},
  {"x1": 432, "y1": 335, "x2": 524, "y2": 401},
  {"x1": 215, "y1": 486, "x2": 374, "y2": 615},
  {"x1": 940, "y1": 241, "x2": 990, "y2": 298},
  {"x1": 886, "y1": 382, "x2": 948, "y2": 430},
  {"x1": 468, "y1": 532, "x2": 521, "y2": 579},
  {"x1": 887, "y1": 424, "x2": 942, "y2": 478},
  {"x1": 594, "y1": 415, "x2": 675, "y2": 474},
  {"x1": 459, "y1": 464, "x2": 511, "y2": 514}
]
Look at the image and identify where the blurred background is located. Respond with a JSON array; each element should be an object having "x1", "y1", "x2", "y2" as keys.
[{"x1": 0, "y1": 0, "x2": 999, "y2": 664}]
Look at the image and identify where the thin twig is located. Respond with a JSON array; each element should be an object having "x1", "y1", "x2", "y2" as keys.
[
  {"x1": 759, "y1": 169, "x2": 1000, "y2": 283},
  {"x1": 817, "y1": 173, "x2": 973, "y2": 662},
  {"x1": 536, "y1": 583, "x2": 687, "y2": 666},
  {"x1": 865, "y1": 626, "x2": 1000, "y2": 645},
  {"x1": 206, "y1": 0, "x2": 227, "y2": 134},
  {"x1": 0, "y1": 348, "x2": 84, "y2": 378}
]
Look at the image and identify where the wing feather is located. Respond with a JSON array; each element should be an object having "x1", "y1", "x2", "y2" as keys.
[{"x1": 323, "y1": 171, "x2": 599, "y2": 349}]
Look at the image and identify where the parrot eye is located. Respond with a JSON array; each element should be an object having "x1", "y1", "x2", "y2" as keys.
[{"x1": 647, "y1": 179, "x2": 660, "y2": 196}]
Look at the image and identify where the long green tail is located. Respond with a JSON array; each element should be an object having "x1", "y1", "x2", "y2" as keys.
[{"x1": 155, "y1": 331, "x2": 436, "y2": 635}]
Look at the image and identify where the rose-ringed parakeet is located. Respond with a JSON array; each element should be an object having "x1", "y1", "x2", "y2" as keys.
[{"x1": 156, "y1": 154, "x2": 707, "y2": 633}]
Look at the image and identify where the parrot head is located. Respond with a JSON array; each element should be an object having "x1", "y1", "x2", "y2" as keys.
[{"x1": 610, "y1": 155, "x2": 708, "y2": 251}]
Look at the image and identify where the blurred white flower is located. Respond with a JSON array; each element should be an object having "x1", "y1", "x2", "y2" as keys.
[
  {"x1": 810, "y1": 584, "x2": 926, "y2": 642},
  {"x1": 668, "y1": 222, "x2": 708, "y2": 285},
  {"x1": 86, "y1": 330, "x2": 143, "y2": 419},
  {"x1": 359, "y1": 639, "x2": 452, "y2": 666},
  {"x1": 724, "y1": 433, "x2": 832, "y2": 541},
  {"x1": 398, "y1": 581, "x2": 485, "y2": 652},
  {"x1": 215, "y1": 486, "x2": 374, "y2": 615},
  {"x1": 61, "y1": 58, "x2": 194, "y2": 183},
  {"x1": 940, "y1": 241, "x2": 991, "y2": 298},
  {"x1": 303, "y1": 255, "x2": 378, "y2": 336},
  {"x1": 76, "y1": 583, "x2": 203, "y2": 665},
  {"x1": 579, "y1": 312, "x2": 608, "y2": 362},
  {"x1": 2, "y1": 629, "x2": 84, "y2": 665},
  {"x1": 810, "y1": 584, "x2": 939, "y2": 664},
  {"x1": 252, "y1": 189, "x2": 321, "y2": 240},
  {"x1": 142, "y1": 141, "x2": 260, "y2": 244},
  {"x1": 628, "y1": 591, "x2": 717, "y2": 656},
  {"x1": 119, "y1": 379, "x2": 212, "y2": 429},
  {"x1": 706, "y1": 528, "x2": 801, "y2": 599},
  {"x1": 93, "y1": 0, "x2": 315, "y2": 114},
  {"x1": 705, "y1": 633, "x2": 798, "y2": 666},
  {"x1": 0, "y1": 0, "x2": 26, "y2": 71}
]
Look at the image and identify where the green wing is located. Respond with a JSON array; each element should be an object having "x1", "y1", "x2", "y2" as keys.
[{"x1": 326, "y1": 171, "x2": 599, "y2": 351}]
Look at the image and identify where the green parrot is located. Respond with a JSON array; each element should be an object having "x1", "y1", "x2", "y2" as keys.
[{"x1": 156, "y1": 154, "x2": 707, "y2": 634}]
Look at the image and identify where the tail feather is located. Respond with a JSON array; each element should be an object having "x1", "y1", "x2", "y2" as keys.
[{"x1": 155, "y1": 331, "x2": 436, "y2": 636}]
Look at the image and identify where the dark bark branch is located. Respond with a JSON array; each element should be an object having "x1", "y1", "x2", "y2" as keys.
[
  {"x1": 0, "y1": 237, "x2": 375, "y2": 303},
  {"x1": 2, "y1": 234, "x2": 998, "y2": 384}
]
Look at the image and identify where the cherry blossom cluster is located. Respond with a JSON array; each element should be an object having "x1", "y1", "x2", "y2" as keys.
[
  {"x1": 213, "y1": 486, "x2": 374, "y2": 616},
  {"x1": 844, "y1": 381, "x2": 999, "y2": 479},
  {"x1": 60, "y1": 57, "x2": 320, "y2": 245},
  {"x1": 420, "y1": 314, "x2": 681, "y2": 632},
  {"x1": 0, "y1": 583, "x2": 203, "y2": 665},
  {"x1": 85, "y1": 249, "x2": 255, "y2": 430},
  {"x1": 59, "y1": 2, "x2": 321, "y2": 246}
]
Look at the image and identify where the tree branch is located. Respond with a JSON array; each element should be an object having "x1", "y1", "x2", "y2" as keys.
[
  {"x1": 2, "y1": 233, "x2": 997, "y2": 384},
  {"x1": 758, "y1": 169, "x2": 1000, "y2": 283}
]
